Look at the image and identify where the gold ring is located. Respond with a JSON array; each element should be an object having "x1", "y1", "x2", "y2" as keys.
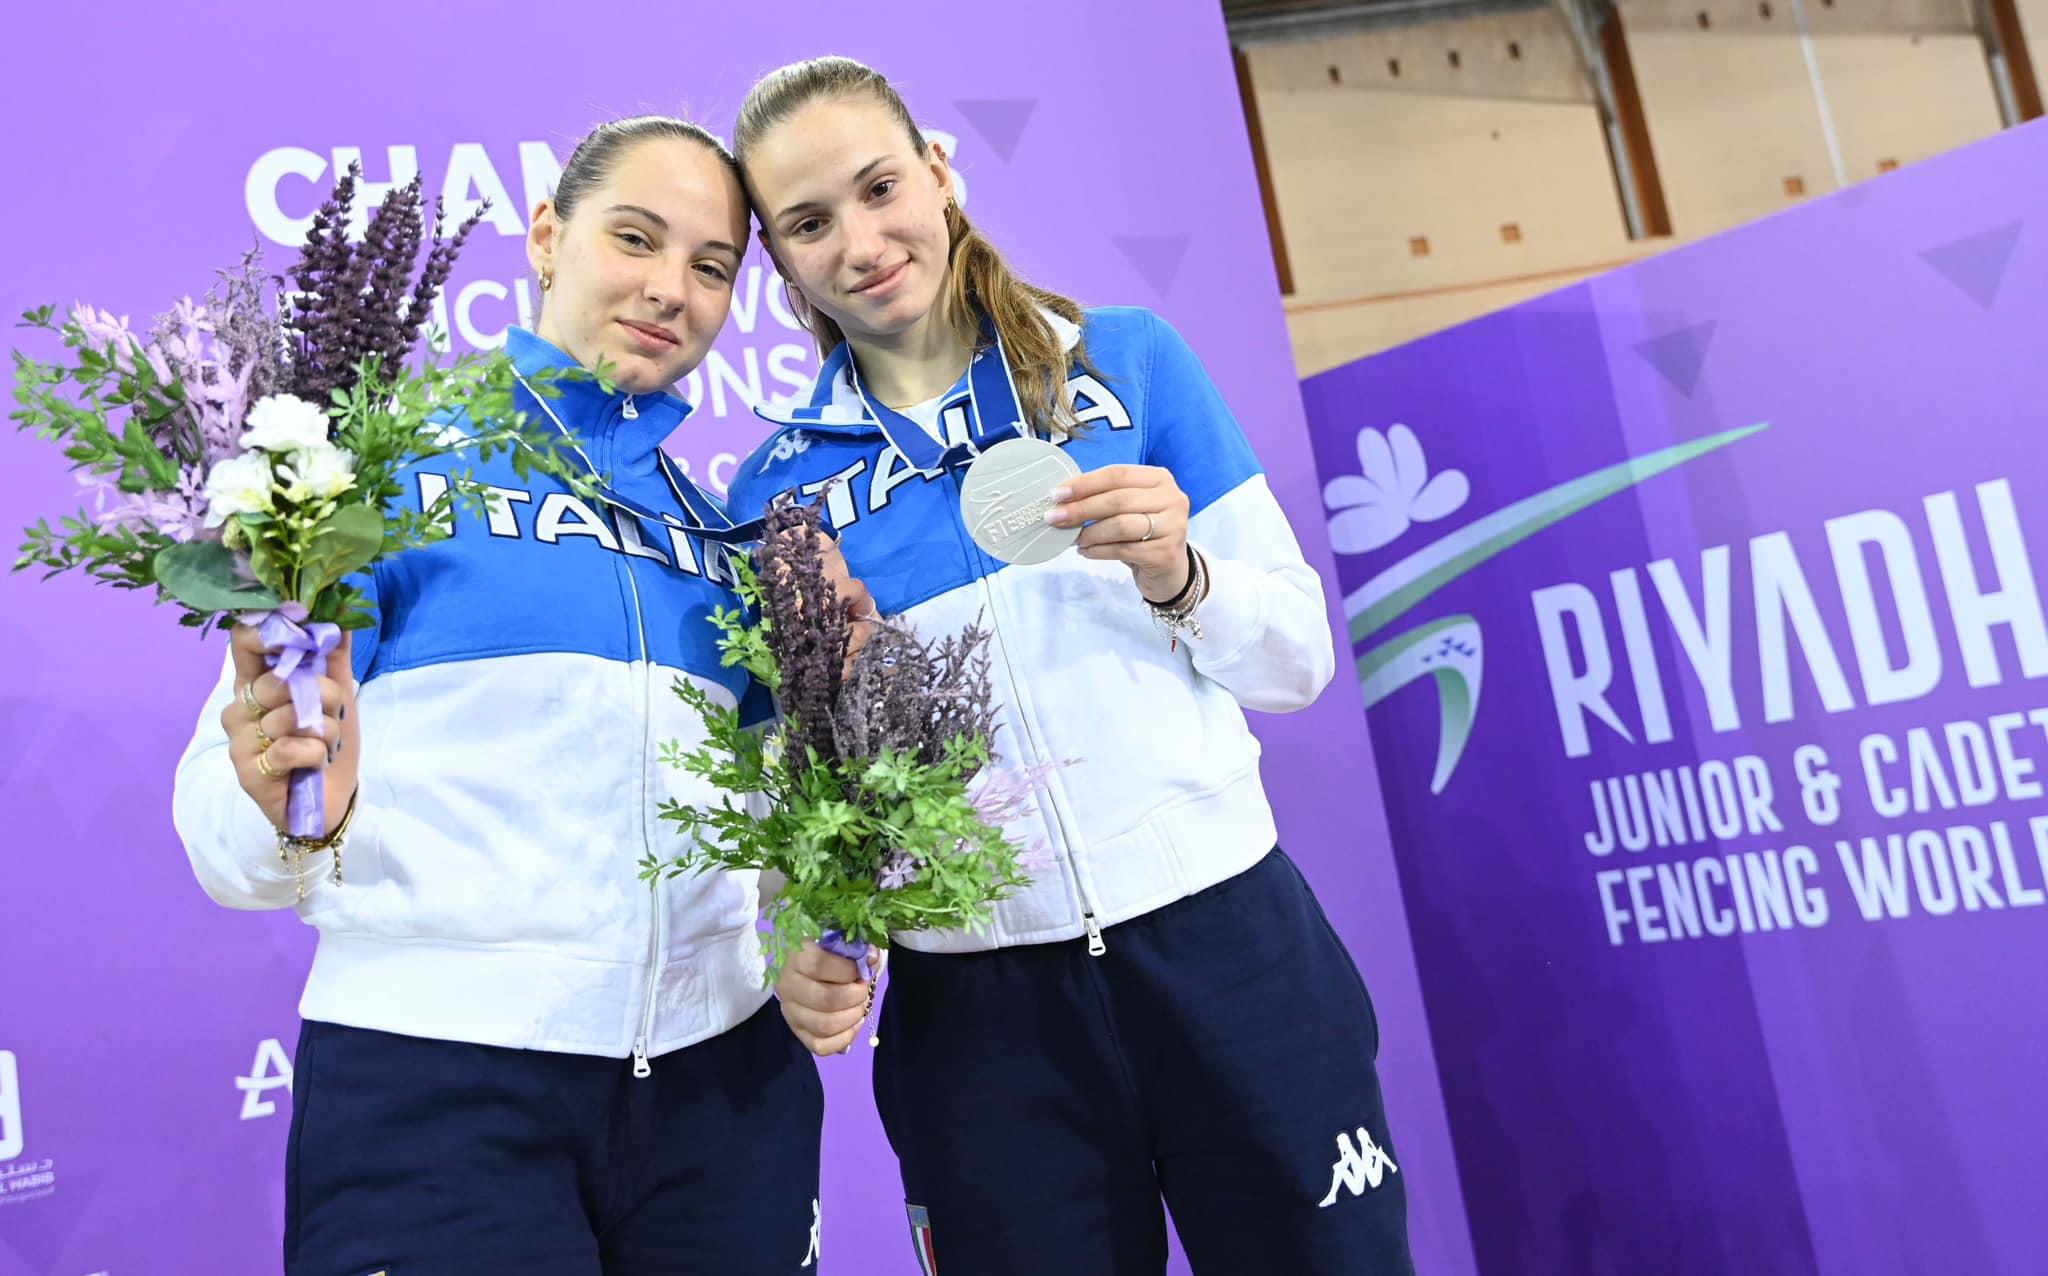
[
  {"x1": 256, "y1": 750, "x2": 280, "y2": 780},
  {"x1": 240, "y1": 680, "x2": 263, "y2": 720},
  {"x1": 253, "y1": 724, "x2": 274, "y2": 752}
]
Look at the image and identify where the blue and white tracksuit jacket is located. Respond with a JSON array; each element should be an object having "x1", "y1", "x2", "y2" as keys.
[
  {"x1": 729, "y1": 306, "x2": 1336, "y2": 954},
  {"x1": 172, "y1": 327, "x2": 770, "y2": 1067}
]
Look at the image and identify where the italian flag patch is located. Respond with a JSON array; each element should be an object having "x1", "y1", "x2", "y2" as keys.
[{"x1": 906, "y1": 1202, "x2": 938, "y2": 1275}]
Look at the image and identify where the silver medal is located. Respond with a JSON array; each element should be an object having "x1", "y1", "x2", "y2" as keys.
[{"x1": 958, "y1": 437, "x2": 1082, "y2": 565}]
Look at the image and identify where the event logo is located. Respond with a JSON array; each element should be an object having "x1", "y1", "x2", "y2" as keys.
[
  {"x1": 0, "y1": 1051, "x2": 20, "y2": 1161},
  {"x1": 236, "y1": 1038, "x2": 294, "y2": 1120},
  {"x1": 0, "y1": 1050, "x2": 58, "y2": 1207},
  {"x1": 1315, "y1": 1125, "x2": 1399, "y2": 1207},
  {"x1": 1325, "y1": 422, "x2": 1765, "y2": 792}
]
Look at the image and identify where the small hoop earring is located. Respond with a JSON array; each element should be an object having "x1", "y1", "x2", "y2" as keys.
[{"x1": 539, "y1": 269, "x2": 554, "y2": 293}]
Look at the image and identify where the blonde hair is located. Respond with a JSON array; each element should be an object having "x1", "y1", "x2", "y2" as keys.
[{"x1": 735, "y1": 55, "x2": 1096, "y2": 436}]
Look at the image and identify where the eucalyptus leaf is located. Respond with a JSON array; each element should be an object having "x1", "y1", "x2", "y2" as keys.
[
  {"x1": 247, "y1": 535, "x2": 287, "y2": 597},
  {"x1": 154, "y1": 541, "x2": 281, "y2": 612},
  {"x1": 295, "y1": 503, "x2": 384, "y2": 601}
]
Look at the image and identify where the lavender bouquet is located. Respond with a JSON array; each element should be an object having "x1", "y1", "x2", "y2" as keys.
[
  {"x1": 13, "y1": 165, "x2": 575, "y2": 839},
  {"x1": 640, "y1": 497, "x2": 1046, "y2": 980}
]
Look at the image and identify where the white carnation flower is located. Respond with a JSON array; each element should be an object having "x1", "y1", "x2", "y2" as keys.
[
  {"x1": 277, "y1": 443, "x2": 358, "y2": 504},
  {"x1": 203, "y1": 451, "x2": 277, "y2": 526},
  {"x1": 239, "y1": 393, "x2": 332, "y2": 453}
]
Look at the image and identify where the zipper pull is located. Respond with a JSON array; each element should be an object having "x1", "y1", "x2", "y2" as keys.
[
  {"x1": 632, "y1": 1038, "x2": 651, "y2": 1078},
  {"x1": 621, "y1": 394, "x2": 639, "y2": 420},
  {"x1": 1084, "y1": 912, "x2": 1106, "y2": 957}
]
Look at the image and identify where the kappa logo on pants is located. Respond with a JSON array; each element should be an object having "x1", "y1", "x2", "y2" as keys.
[{"x1": 1317, "y1": 1125, "x2": 1400, "y2": 1207}]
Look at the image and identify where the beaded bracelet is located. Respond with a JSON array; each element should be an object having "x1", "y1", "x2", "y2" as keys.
[{"x1": 1147, "y1": 545, "x2": 1209, "y2": 649}]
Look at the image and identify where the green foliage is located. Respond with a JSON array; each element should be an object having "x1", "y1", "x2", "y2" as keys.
[
  {"x1": 13, "y1": 307, "x2": 588, "y2": 631},
  {"x1": 640, "y1": 601, "x2": 1028, "y2": 982}
]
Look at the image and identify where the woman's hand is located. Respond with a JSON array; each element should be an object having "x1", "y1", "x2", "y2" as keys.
[
  {"x1": 219, "y1": 625, "x2": 360, "y2": 835},
  {"x1": 1047, "y1": 464, "x2": 1194, "y2": 603},
  {"x1": 775, "y1": 940, "x2": 877, "y2": 1055}
]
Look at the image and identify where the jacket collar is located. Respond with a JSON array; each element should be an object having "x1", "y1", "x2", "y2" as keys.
[
  {"x1": 505, "y1": 326, "x2": 695, "y2": 477},
  {"x1": 751, "y1": 307, "x2": 1082, "y2": 433}
]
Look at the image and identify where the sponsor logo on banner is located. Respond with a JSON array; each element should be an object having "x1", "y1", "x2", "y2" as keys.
[
  {"x1": 0, "y1": 1050, "x2": 60, "y2": 1207},
  {"x1": 237, "y1": 1038, "x2": 294, "y2": 1120},
  {"x1": 0, "y1": 1050, "x2": 19, "y2": 1160}
]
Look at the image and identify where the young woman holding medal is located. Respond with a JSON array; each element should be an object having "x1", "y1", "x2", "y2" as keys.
[
  {"x1": 730, "y1": 57, "x2": 1413, "y2": 1276},
  {"x1": 172, "y1": 116, "x2": 865, "y2": 1275}
]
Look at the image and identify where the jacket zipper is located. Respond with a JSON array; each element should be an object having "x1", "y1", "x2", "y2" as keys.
[
  {"x1": 956, "y1": 471, "x2": 1108, "y2": 955},
  {"x1": 612, "y1": 393, "x2": 662, "y2": 1077}
]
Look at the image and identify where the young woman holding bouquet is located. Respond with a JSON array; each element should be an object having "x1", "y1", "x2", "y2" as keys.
[
  {"x1": 729, "y1": 58, "x2": 1413, "y2": 1275},
  {"x1": 172, "y1": 117, "x2": 859, "y2": 1274}
]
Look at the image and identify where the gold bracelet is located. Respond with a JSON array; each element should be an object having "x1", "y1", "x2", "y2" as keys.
[{"x1": 277, "y1": 790, "x2": 360, "y2": 901}]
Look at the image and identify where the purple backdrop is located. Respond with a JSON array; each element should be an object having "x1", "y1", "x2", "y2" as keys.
[
  {"x1": 1302, "y1": 122, "x2": 2048, "y2": 1275},
  {"x1": 0, "y1": 4, "x2": 1471, "y2": 1272}
]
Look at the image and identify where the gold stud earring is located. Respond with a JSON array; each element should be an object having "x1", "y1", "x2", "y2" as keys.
[{"x1": 539, "y1": 268, "x2": 554, "y2": 293}]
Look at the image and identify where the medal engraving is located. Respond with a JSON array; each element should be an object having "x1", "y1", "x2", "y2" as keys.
[{"x1": 959, "y1": 437, "x2": 1082, "y2": 564}]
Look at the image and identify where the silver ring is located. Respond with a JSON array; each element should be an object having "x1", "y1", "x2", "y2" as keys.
[{"x1": 1142, "y1": 513, "x2": 1158, "y2": 542}]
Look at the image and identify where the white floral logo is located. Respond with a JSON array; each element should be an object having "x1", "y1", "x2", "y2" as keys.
[{"x1": 1323, "y1": 424, "x2": 1469, "y2": 554}]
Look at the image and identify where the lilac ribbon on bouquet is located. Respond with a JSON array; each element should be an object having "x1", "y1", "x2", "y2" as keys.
[
  {"x1": 819, "y1": 929, "x2": 878, "y2": 982},
  {"x1": 242, "y1": 602, "x2": 342, "y2": 839}
]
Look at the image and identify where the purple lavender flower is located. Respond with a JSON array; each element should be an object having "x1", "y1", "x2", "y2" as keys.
[
  {"x1": 752, "y1": 497, "x2": 852, "y2": 765},
  {"x1": 282, "y1": 164, "x2": 485, "y2": 404},
  {"x1": 831, "y1": 617, "x2": 997, "y2": 769}
]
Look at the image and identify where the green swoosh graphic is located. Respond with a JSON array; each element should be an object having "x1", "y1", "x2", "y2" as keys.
[
  {"x1": 1346, "y1": 423, "x2": 1767, "y2": 643},
  {"x1": 1358, "y1": 615, "x2": 1480, "y2": 794},
  {"x1": 1345, "y1": 422, "x2": 1769, "y2": 793}
]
